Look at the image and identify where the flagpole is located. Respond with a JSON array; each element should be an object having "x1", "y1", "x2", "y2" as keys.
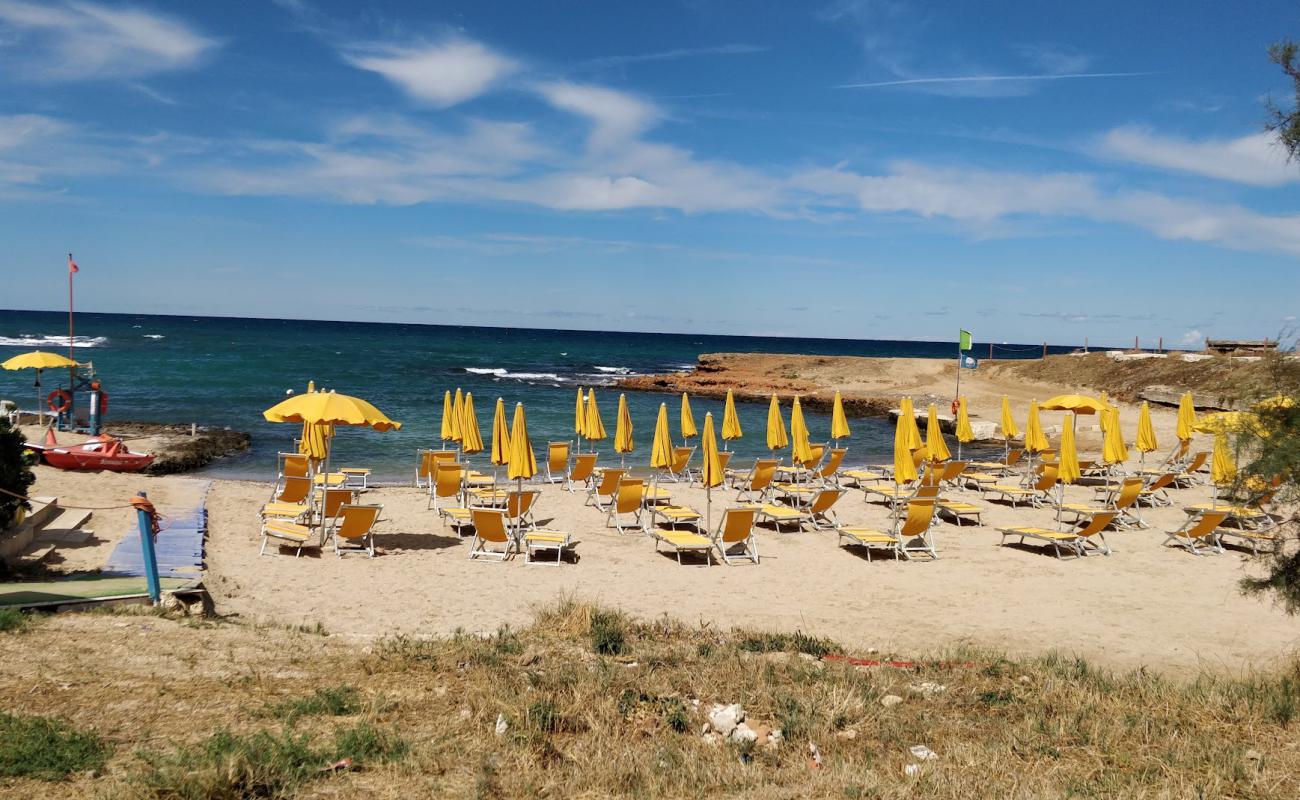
[{"x1": 67, "y1": 253, "x2": 76, "y2": 421}]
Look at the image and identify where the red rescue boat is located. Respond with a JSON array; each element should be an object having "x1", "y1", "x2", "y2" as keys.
[{"x1": 41, "y1": 435, "x2": 155, "y2": 472}]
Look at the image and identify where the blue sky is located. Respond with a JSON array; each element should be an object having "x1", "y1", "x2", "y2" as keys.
[{"x1": 1, "y1": 0, "x2": 1297, "y2": 346}]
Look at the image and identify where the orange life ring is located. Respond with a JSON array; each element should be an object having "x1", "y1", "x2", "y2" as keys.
[
  {"x1": 950, "y1": 398, "x2": 960, "y2": 416},
  {"x1": 47, "y1": 389, "x2": 72, "y2": 413}
]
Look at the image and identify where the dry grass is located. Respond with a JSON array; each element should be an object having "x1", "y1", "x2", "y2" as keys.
[
  {"x1": 0, "y1": 600, "x2": 1298, "y2": 798},
  {"x1": 994, "y1": 352, "x2": 1281, "y2": 405}
]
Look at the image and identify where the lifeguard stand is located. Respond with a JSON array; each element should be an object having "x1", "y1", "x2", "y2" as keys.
[{"x1": 52, "y1": 362, "x2": 106, "y2": 436}]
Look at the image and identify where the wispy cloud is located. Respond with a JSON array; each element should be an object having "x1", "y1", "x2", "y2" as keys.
[
  {"x1": 0, "y1": 0, "x2": 217, "y2": 81},
  {"x1": 346, "y1": 38, "x2": 517, "y2": 107},
  {"x1": 836, "y1": 71, "x2": 1153, "y2": 90},
  {"x1": 1095, "y1": 127, "x2": 1297, "y2": 187},
  {"x1": 581, "y1": 43, "x2": 767, "y2": 68}
]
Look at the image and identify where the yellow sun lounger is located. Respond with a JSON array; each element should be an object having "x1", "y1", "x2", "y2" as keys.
[
  {"x1": 1163, "y1": 511, "x2": 1227, "y2": 556},
  {"x1": 936, "y1": 499, "x2": 982, "y2": 526},
  {"x1": 758, "y1": 488, "x2": 844, "y2": 532},
  {"x1": 838, "y1": 498, "x2": 937, "y2": 561},
  {"x1": 651, "y1": 505, "x2": 703, "y2": 531},
  {"x1": 998, "y1": 511, "x2": 1115, "y2": 559}
]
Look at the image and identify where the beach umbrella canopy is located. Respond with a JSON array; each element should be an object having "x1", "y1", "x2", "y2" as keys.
[
  {"x1": 651, "y1": 403, "x2": 674, "y2": 469},
  {"x1": 766, "y1": 394, "x2": 788, "y2": 452},
  {"x1": 899, "y1": 397, "x2": 923, "y2": 452},
  {"x1": 574, "y1": 387, "x2": 587, "y2": 443},
  {"x1": 925, "y1": 403, "x2": 951, "y2": 462},
  {"x1": 1193, "y1": 411, "x2": 1260, "y2": 436},
  {"x1": 506, "y1": 402, "x2": 536, "y2": 480},
  {"x1": 831, "y1": 391, "x2": 851, "y2": 441},
  {"x1": 892, "y1": 412, "x2": 918, "y2": 485},
  {"x1": 1000, "y1": 395, "x2": 1020, "y2": 440},
  {"x1": 614, "y1": 393, "x2": 634, "y2": 457},
  {"x1": 1041, "y1": 394, "x2": 1107, "y2": 414},
  {"x1": 1209, "y1": 431, "x2": 1236, "y2": 488},
  {"x1": 722, "y1": 389, "x2": 743, "y2": 443},
  {"x1": 264, "y1": 390, "x2": 402, "y2": 431},
  {"x1": 1136, "y1": 402, "x2": 1158, "y2": 454},
  {"x1": 790, "y1": 396, "x2": 814, "y2": 466},
  {"x1": 1059, "y1": 413, "x2": 1081, "y2": 485},
  {"x1": 955, "y1": 397, "x2": 974, "y2": 443},
  {"x1": 700, "y1": 411, "x2": 724, "y2": 530},
  {"x1": 1102, "y1": 407, "x2": 1128, "y2": 467},
  {"x1": 584, "y1": 389, "x2": 607, "y2": 444},
  {"x1": 450, "y1": 388, "x2": 465, "y2": 442},
  {"x1": 2, "y1": 350, "x2": 78, "y2": 371},
  {"x1": 460, "y1": 392, "x2": 484, "y2": 455},
  {"x1": 439, "y1": 391, "x2": 455, "y2": 442},
  {"x1": 1024, "y1": 401, "x2": 1049, "y2": 453},
  {"x1": 299, "y1": 419, "x2": 332, "y2": 463},
  {"x1": 680, "y1": 393, "x2": 698, "y2": 441},
  {"x1": 490, "y1": 397, "x2": 510, "y2": 466},
  {"x1": 1176, "y1": 392, "x2": 1197, "y2": 442}
]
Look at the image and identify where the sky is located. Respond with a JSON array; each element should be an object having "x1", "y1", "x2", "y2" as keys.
[{"x1": 1, "y1": 0, "x2": 1298, "y2": 347}]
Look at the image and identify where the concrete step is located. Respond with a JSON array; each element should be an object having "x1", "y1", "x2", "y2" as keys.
[
  {"x1": 25, "y1": 497, "x2": 60, "y2": 529},
  {"x1": 16, "y1": 543, "x2": 56, "y2": 565},
  {"x1": 37, "y1": 507, "x2": 91, "y2": 534},
  {"x1": 35, "y1": 528, "x2": 93, "y2": 545}
]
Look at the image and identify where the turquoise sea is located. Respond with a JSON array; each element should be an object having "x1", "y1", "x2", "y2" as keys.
[{"x1": 0, "y1": 310, "x2": 1073, "y2": 482}]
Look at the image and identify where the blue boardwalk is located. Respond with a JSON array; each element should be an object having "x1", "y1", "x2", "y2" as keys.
[{"x1": 104, "y1": 482, "x2": 210, "y2": 580}]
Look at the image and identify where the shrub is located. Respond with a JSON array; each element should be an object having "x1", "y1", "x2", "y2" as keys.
[
  {"x1": 0, "y1": 606, "x2": 33, "y2": 633},
  {"x1": 589, "y1": 609, "x2": 626, "y2": 656},
  {"x1": 0, "y1": 417, "x2": 36, "y2": 532}
]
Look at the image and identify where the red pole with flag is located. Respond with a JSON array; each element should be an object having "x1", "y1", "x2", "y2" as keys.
[{"x1": 67, "y1": 253, "x2": 79, "y2": 410}]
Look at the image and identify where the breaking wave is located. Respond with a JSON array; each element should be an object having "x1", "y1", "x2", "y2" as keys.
[{"x1": 0, "y1": 334, "x2": 108, "y2": 348}]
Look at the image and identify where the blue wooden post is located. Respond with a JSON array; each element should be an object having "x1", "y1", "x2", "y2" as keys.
[{"x1": 135, "y1": 490, "x2": 161, "y2": 604}]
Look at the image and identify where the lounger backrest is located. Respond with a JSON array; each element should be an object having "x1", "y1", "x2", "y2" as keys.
[
  {"x1": 911, "y1": 449, "x2": 927, "y2": 468},
  {"x1": 1006, "y1": 449, "x2": 1024, "y2": 467},
  {"x1": 801, "y1": 444, "x2": 826, "y2": 469},
  {"x1": 1034, "y1": 467, "x2": 1059, "y2": 492},
  {"x1": 570, "y1": 453, "x2": 598, "y2": 481},
  {"x1": 615, "y1": 479, "x2": 644, "y2": 513},
  {"x1": 1113, "y1": 478, "x2": 1143, "y2": 510},
  {"x1": 809, "y1": 489, "x2": 844, "y2": 514},
  {"x1": 913, "y1": 484, "x2": 940, "y2": 500},
  {"x1": 941, "y1": 461, "x2": 967, "y2": 482},
  {"x1": 277, "y1": 475, "x2": 311, "y2": 504},
  {"x1": 919, "y1": 464, "x2": 938, "y2": 487},
  {"x1": 595, "y1": 468, "x2": 625, "y2": 496},
  {"x1": 548, "y1": 442, "x2": 570, "y2": 473},
  {"x1": 435, "y1": 463, "x2": 464, "y2": 498},
  {"x1": 819, "y1": 448, "x2": 847, "y2": 478},
  {"x1": 1040, "y1": 450, "x2": 1056, "y2": 462},
  {"x1": 470, "y1": 509, "x2": 511, "y2": 543},
  {"x1": 1184, "y1": 451, "x2": 1209, "y2": 473},
  {"x1": 1184, "y1": 511, "x2": 1228, "y2": 539},
  {"x1": 1077, "y1": 511, "x2": 1117, "y2": 538},
  {"x1": 719, "y1": 508, "x2": 758, "y2": 544},
  {"x1": 1145, "y1": 473, "x2": 1175, "y2": 492},
  {"x1": 321, "y1": 487, "x2": 353, "y2": 519},
  {"x1": 899, "y1": 499, "x2": 936, "y2": 536},
  {"x1": 417, "y1": 449, "x2": 435, "y2": 479},
  {"x1": 280, "y1": 453, "x2": 310, "y2": 479},
  {"x1": 506, "y1": 489, "x2": 540, "y2": 519},
  {"x1": 672, "y1": 447, "x2": 694, "y2": 473},
  {"x1": 750, "y1": 459, "x2": 778, "y2": 490},
  {"x1": 336, "y1": 504, "x2": 381, "y2": 540}
]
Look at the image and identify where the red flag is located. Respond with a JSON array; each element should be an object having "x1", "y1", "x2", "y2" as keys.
[{"x1": 68, "y1": 253, "x2": 79, "y2": 274}]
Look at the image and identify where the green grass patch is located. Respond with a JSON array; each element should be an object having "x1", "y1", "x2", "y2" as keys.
[
  {"x1": 735, "y1": 629, "x2": 839, "y2": 657},
  {"x1": 0, "y1": 606, "x2": 33, "y2": 633},
  {"x1": 0, "y1": 713, "x2": 109, "y2": 781},
  {"x1": 589, "y1": 609, "x2": 627, "y2": 656},
  {"x1": 263, "y1": 685, "x2": 361, "y2": 723}
]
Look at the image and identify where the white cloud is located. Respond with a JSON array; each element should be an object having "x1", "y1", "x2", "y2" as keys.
[
  {"x1": 346, "y1": 39, "x2": 516, "y2": 107},
  {"x1": 581, "y1": 43, "x2": 767, "y2": 68},
  {"x1": 1014, "y1": 42, "x2": 1092, "y2": 75},
  {"x1": 0, "y1": 0, "x2": 216, "y2": 80},
  {"x1": 535, "y1": 81, "x2": 660, "y2": 150},
  {"x1": 1095, "y1": 127, "x2": 1298, "y2": 187},
  {"x1": 836, "y1": 72, "x2": 1152, "y2": 92},
  {"x1": 1180, "y1": 329, "x2": 1203, "y2": 345}
]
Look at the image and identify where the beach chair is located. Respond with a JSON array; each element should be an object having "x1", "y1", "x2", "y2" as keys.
[
  {"x1": 1214, "y1": 524, "x2": 1278, "y2": 555},
  {"x1": 864, "y1": 464, "x2": 937, "y2": 504},
  {"x1": 938, "y1": 460, "x2": 968, "y2": 487},
  {"x1": 1062, "y1": 477, "x2": 1146, "y2": 529},
  {"x1": 713, "y1": 507, "x2": 760, "y2": 565},
  {"x1": 840, "y1": 466, "x2": 889, "y2": 487},
  {"x1": 567, "y1": 452, "x2": 598, "y2": 492},
  {"x1": 1171, "y1": 451, "x2": 1210, "y2": 487},
  {"x1": 838, "y1": 498, "x2": 937, "y2": 561},
  {"x1": 468, "y1": 508, "x2": 518, "y2": 562},
  {"x1": 259, "y1": 488, "x2": 352, "y2": 556},
  {"x1": 587, "y1": 467, "x2": 626, "y2": 509},
  {"x1": 428, "y1": 462, "x2": 467, "y2": 512},
  {"x1": 781, "y1": 447, "x2": 848, "y2": 491},
  {"x1": 651, "y1": 520, "x2": 716, "y2": 566},
  {"x1": 607, "y1": 478, "x2": 647, "y2": 534},
  {"x1": 522, "y1": 527, "x2": 572, "y2": 565},
  {"x1": 936, "y1": 498, "x2": 982, "y2": 526},
  {"x1": 758, "y1": 488, "x2": 845, "y2": 532},
  {"x1": 1135, "y1": 473, "x2": 1176, "y2": 507},
  {"x1": 260, "y1": 518, "x2": 317, "y2": 557},
  {"x1": 544, "y1": 441, "x2": 571, "y2": 484},
  {"x1": 998, "y1": 511, "x2": 1115, "y2": 559},
  {"x1": 651, "y1": 504, "x2": 704, "y2": 531},
  {"x1": 984, "y1": 467, "x2": 1059, "y2": 508},
  {"x1": 666, "y1": 446, "x2": 695, "y2": 482},
  {"x1": 261, "y1": 475, "x2": 313, "y2": 523},
  {"x1": 415, "y1": 449, "x2": 434, "y2": 489},
  {"x1": 339, "y1": 467, "x2": 370, "y2": 490},
  {"x1": 968, "y1": 449, "x2": 1023, "y2": 473},
  {"x1": 275, "y1": 453, "x2": 312, "y2": 495},
  {"x1": 730, "y1": 458, "x2": 779, "y2": 502},
  {"x1": 1163, "y1": 511, "x2": 1227, "y2": 556},
  {"x1": 503, "y1": 489, "x2": 541, "y2": 533},
  {"x1": 1183, "y1": 497, "x2": 1278, "y2": 533},
  {"x1": 330, "y1": 504, "x2": 382, "y2": 558}
]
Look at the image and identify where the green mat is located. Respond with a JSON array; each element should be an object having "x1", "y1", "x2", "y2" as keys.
[{"x1": 0, "y1": 575, "x2": 199, "y2": 607}]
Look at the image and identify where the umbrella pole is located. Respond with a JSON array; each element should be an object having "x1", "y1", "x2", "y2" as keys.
[{"x1": 706, "y1": 485, "x2": 712, "y2": 534}]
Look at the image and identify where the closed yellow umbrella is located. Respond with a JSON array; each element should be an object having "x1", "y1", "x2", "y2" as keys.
[
  {"x1": 925, "y1": 403, "x2": 950, "y2": 462},
  {"x1": 892, "y1": 412, "x2": 918, "y2": 486},
  {"x1": 1000, "y1": 395, "x2": 1019, "y2": 438},
  {"x1": 1024, "y1": 401, "x2": 1048, "y2": 454},
  {"x1": 1102, "y1": 407, "x2": 1128, "y2": 468},
  {"x1": 574, "y1": 387, "x2": 587, "y2": 450},
  {"x1": 765, "y1": 394, "x2": 788, "y2": 452},
  {"x1": 299, "y1": 419, "x2": 331, "y2": 464},
  {"x1": 1056, "y1": 413, "x2": 1081, "y2": 521},
  {"x1": 506, "y1": 402, "x2": 536, "y2": 483},
  {"x1": 461, "y1": 392, "x2": 484, "y2": 455},
  {"x1": 584, "y1": 389, "x2": 607, "y2": 446},
  {"x1": 1209, "y1": 431, "x2": 1236, "y2": 503},
  {"x1": 1176, "y1": 392, "x2": 1196, "y2": 443},
  {"x1": 899, "y1": 397, "x2": 923, "y2": 453},
  {"x1": 830, "y1": 390, "x2": 851, "y2": 442},
  {"x1": 1135, "y1": 402, "x2": 1158, "y2": 464},
  {"x1": 680, "y1": 392, "x2": 698, "y2": 442},
  {"x1": 490, "y1": 397, "x2": 510, "y2": 467},
  {"x1": 722, "y1": 389, "x2": 743, "y2": 447},
  {"x1": 651, "y1": 403, "x2": 674, "y2": 470},
  {"x1": 450, "y1": 388, "x2": 465, "y2": 443},
  {"x1": 1098, "y1": 391, "x2": 1111, "y2": 435},
  {"x1": 700, "y1": 411, "x2": 723, "y2": 529},
  {"x1": 614, "y1": 393, "x2": 635, "y2": 465},
  {"x1": 439, "y1": 390, "x2": 455, "y2": 444},
  {"x1": 790, "y1": 395, "x2": 813, "y2": 466},
  {"x1": 955, "y1": 396, "x2": 974, "y2": 459}
]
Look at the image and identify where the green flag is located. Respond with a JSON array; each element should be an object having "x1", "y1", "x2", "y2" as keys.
[{"x1": 959, "y1": 330, "x2": 972, "y2": 351}]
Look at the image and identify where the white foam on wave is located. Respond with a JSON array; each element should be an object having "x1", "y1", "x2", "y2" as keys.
[
  {"x1": 464, "y1": 367, "x2": 508, "y2": 376},
  {"x1": 143, "y1": 334, "x2": 165, "y2": 340},
  {"x1": 593, "y1": 366, "x2": 633, "y2": 374},
  {"x1": 506, "y1": 372, "x2": 563, "y2": 381},
  {"x1": 0, "y1": 334, "x2": 108, "y2": 348}
]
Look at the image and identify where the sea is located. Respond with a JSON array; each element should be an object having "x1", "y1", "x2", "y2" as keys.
[{"x1": 0, "y1": 310, "x2": 1074, "y2": 483}]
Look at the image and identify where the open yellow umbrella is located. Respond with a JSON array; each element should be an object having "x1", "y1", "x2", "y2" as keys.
[
  {"x1": 584, "y1": 389, "x2": 607, "y2": 448},
  {"x1": 1024, "y1": 401, "x2": 1048, "y2": 454},
  {"x1": 831, "y1": 390, "x2": 851, "y2": 443},
  {"x1": 790, "y1": 396, "x2": 813, "y2": 467},
  {"x1": 2, "y1": 350, "x2": 80, "y2": 425},
  {"x1": 925, "y1": 403, "x2": 950, "y2": 462},
  {"x1": 892, "y1": 412, "x2": 918, "y2": 486},
  {"x1": 1102, "y1": 407, "x2": 1128, "y2": 469},
  {"x1": 507, "y1": 402, "x2": 536, "y2": 486},
  {"x1": 439, "y1": 390, "x2": 455, "y2": 445},
  {"x1": 450, "y1": 388, "x2": 465, "y2": 444},
  {"x1": 1135, "y1": 402, "x2": 1158, "y2": 465},
  {"x1": 490, "y1": 397, "x2": 510, "y2": 472},
  {"x1": 614, "y1": 393, "x2": 635, "y2": 465},
  {"x1": 1041, "y1": 394, "x2": 1107, "y2": 415},
  {"x1": 574, "y1": 387, "x2": 588, "y2": 450},
  {"x1": 955, "y1": 396, "x2": 974, "y2": 459},
  {"x1": 722, "y1": 389, "x2": 743, "y2": 448},
  {"x1": 264, "y1": 389, "x2": 401, "y2": 495},
  {"x1": 1176, "y1": 392, "x2": 1196, "y2": 443},
  {"x1": 680, "y1": 392, "x2": 698, "y2": 443},
  {"x1": 766, "y1": 394, "x2": 788, "y2": 453},
  {"x1": 700, "y1": 411, "x2": 723, "y2": 529},
  {"x1": 461, "y1": 392, "x2": 484, "y2": 455},
  {"x1": 651, "y1": 403, "x2": 673, "y2": 470},
  {"x1": 1056, "y1": 413, "x2": 1081, "y2": 521}
]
